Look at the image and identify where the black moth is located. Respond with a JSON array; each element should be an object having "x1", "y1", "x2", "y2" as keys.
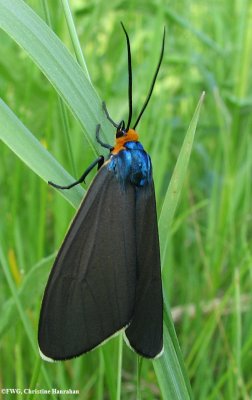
[{"x1": 38, "y1": 23, "x2": 165, "y2": 361}]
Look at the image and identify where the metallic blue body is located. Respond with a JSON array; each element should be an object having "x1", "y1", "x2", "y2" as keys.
[{"x1": 107, "y1": 141, "x2": 152, "y2": 188}]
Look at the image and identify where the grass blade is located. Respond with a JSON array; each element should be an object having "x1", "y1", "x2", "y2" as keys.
[
  {"x1": 0, "y1": 254, "x2": 55, "y2": 338},
  {"x1": 153, "y1": 93, "x2": 205, "y2": 399},
  {"x1": 0, "y1": 248, "x2": 57, "y2": 399},
  {"x1": 60, "y1": 0, "x2": 91, "y2": 80},
  {"x1": 0, "y1": 0, "x2": 112, "y2": 151},
  {"x1": 159, "y1": 92, "x2": 206, "y2": 265},
  {"x1": 0, "y1": 99, "x2": 83, "y2": 208}
]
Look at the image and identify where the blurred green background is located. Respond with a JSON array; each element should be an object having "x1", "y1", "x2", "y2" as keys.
[{"x1": 0, "y1": 0, "x2": 252, "y2": 399}]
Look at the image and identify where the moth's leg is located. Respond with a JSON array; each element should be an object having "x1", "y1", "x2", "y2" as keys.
[
  {"x1": 48, "y1": 155, "x2": 105, "y2": 190},
  {"x1": 96, "y1": 124, "x2": 113, "y2": 150}
]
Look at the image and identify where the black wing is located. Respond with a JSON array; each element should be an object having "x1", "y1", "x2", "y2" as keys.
[
  {"x1": 124, "y1": 182, "x2": 163, "y2": 358},
  {"x1": 38, "y1": 166, "x2": 137, "y2": 360}
]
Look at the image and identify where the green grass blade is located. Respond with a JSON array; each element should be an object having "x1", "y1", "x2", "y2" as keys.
[
  {"x1": 159, "y1": 92, "x2": 206, "y2": 265},
  {"x1": 41, "y1": 0, "x2": 77, "y2": 178},
  {"x1": 0, "y1": 248, "x2": 57, "y2": 399},
  {"x1": 154, "y1": 325, "x2": 191, "y2": 400},
  {"x1": 0, "y1": 99, "x2": 83, "y2": 208},
  {"x1": 0, "y1": 0, "x2": 112, "y2": 151},
  {"x1": 60, "y1": 0, "x2": 91, "y2": 80},
  {"x1": 116, "y1": 334, "x2": 123, "y2": 400},
  {"x1": 0, "y1": 254, "x2": 55, "y2": 338},
  {"x1": 153, "y1": 93, "x2": 205, "y2": 400}
]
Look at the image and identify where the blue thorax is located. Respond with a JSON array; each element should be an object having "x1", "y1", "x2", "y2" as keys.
[{"x1": 107, "y1": 141, "x2": 152, "y2": 188}]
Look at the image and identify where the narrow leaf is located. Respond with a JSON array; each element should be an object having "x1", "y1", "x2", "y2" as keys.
[
  {"x1": 0, "y1": 99, "x2": 83, "y2": 208},
  {"x1": 153, "y1": 93, "x2": 205, "y2": 400},
  {"x1": 159, "y1": 92, "x2": 205, "y2": 264},
  {"x1": 0, "y1": 0, "x2": 112, "y2": 151}
]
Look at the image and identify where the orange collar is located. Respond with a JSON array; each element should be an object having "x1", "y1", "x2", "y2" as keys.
[{"x1": 111, "y1": 129, "x2": 139, "y2": 154}]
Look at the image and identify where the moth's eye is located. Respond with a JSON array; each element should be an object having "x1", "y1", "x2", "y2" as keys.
[{"x1": 116, "y1": 130, "x2": 125, "y2": 138}]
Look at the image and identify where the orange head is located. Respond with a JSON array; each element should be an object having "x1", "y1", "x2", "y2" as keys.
[{"x1": 111, "y1": 127, "x2": 139, "y2": 155}]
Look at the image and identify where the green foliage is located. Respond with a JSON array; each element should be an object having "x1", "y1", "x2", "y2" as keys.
[{"x1": 1, "y1": 0, "x2": 252, "y2": 399}]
